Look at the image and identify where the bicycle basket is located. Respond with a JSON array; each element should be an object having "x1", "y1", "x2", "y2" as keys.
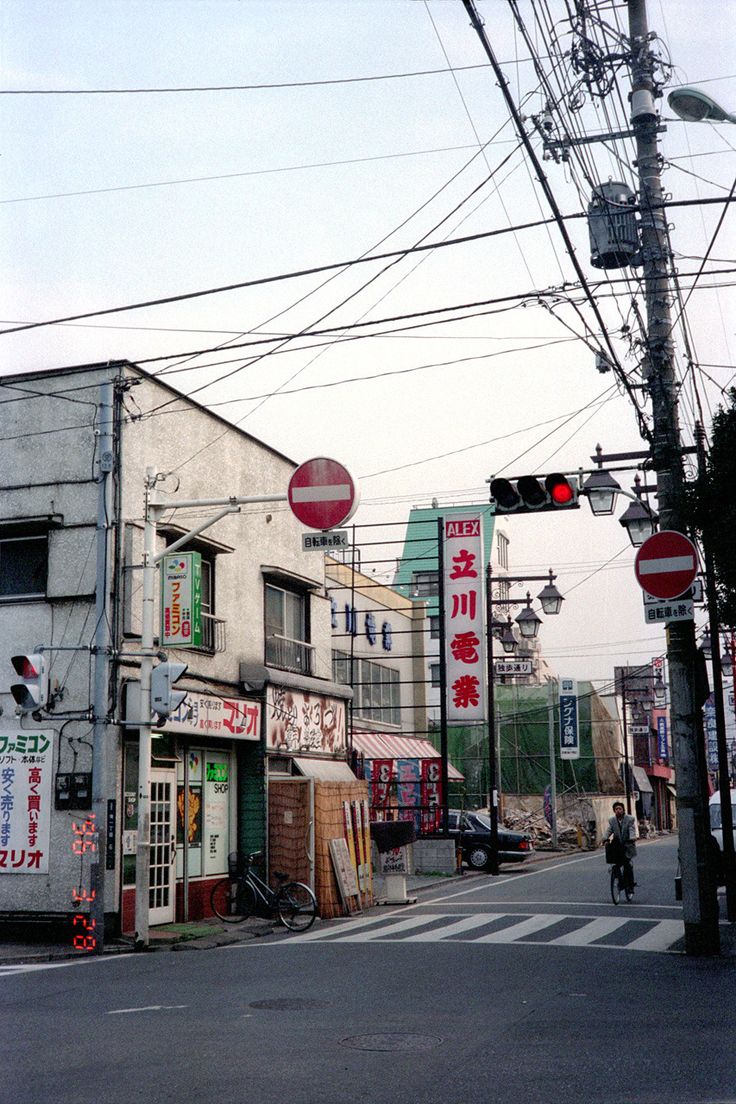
[
  {"x1": 227, "y1": 852, "x2": 246, "y2": 879},
  {"x1": 605, "y1": 840, "x2": 624, "y2": 864}
]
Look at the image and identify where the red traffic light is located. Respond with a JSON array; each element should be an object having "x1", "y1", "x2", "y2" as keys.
[
  {"x1": 12, "y1": 656, "x2": 42, "y2": 679},
  {"x1": 546, "y1": 473, "x2": 576, "y2": 507}
]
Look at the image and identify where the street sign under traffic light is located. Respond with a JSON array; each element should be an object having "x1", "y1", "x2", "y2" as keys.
[
  {"x1": 490, "y1": 473, "x2": 579, "y2": 514},
  {"x1": 10, "y1": 653, "x2": 48, "y2": 713},
  {"x1": 150, "y1": 661, "x2": 188, "y2": 719}
]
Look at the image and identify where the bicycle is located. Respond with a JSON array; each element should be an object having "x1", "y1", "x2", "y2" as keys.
[
  {"x1": 210, "y1": 851, "x2": 318, "y2": 932},
  {"x1": 605, "y1": 839, "x2": 635, "y2": 904}
]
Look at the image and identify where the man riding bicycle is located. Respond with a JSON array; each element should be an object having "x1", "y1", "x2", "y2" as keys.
[{"x1": 602, "y1": 801, "x2": 637, "y2": 894}]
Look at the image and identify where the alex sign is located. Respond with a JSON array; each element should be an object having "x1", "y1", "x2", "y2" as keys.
[
  {"x1": 162, "y1": 552, "x2": 202, "y2": 648},
  {"x1": 443, "y1": 516, "x2": 486, "y2": 723},
  {"x1": 0, "y1": 730, "x2": 53, "y2": 873}
]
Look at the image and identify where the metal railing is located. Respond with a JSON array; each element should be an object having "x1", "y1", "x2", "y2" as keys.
[
  {"x1": 199, "y1": 613, "x2": 226, "y2": 653},
  {"x1": 265, "y1": 633, "x2": 315, "y2": 675}
]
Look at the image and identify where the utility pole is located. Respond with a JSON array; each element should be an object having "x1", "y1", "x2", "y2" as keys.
[
  {"x1": 90, "y1": 380, "x2": 115, "y2": 953},
  {"x1": 627, "y1": 0, "x2": 720, "y2": 954},
  {"x1": 546, "y1": 679, "x2": 558, "y2": 849}
]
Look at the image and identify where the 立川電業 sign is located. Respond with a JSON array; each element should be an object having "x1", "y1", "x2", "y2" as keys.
[{"x1": 443, "y1": 516, "x2": 486, "y2": 723}]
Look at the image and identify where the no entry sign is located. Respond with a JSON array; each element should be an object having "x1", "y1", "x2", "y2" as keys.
[
  {"x1": 634, "y1": 530, "x2": 698, "y2": 600},
  {"x1": 288, "y1": 457, "x2": 359, "y2": 530}
]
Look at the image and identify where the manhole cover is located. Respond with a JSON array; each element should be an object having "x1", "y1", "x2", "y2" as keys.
[
  {"x1": 249, "y1": 998, "x2": 329, "y2": 1011},
  {"x1": 340, "y1": 1033, "x2": 442, "y2": 1052}
]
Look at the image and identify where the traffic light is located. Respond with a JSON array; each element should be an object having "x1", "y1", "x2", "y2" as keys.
[
  {"x1": 150, "y1": 661, "x2": 188, "y2": 719},
  {"x1": 490, "y1": 473, "x2": 579, "y2": 514},
  {"x1": 10, "y1": 653, "x2": 47, "y2": 713}
]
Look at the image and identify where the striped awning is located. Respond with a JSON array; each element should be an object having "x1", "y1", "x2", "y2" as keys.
[{"x1": 351, "y1": 731, "x2": 464, "y2": 781}]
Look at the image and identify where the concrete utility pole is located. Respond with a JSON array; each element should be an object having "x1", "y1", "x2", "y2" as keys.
[{"x1": 627, "y1": 0, "x2": 720, "y2": 954}]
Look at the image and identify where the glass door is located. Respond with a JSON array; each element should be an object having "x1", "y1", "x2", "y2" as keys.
[{"x1": 149, "y1": 770, "x2": 176, "y2": 925}]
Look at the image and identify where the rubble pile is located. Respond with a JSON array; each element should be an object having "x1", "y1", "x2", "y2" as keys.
[{"x1": 502, "y1": 808, "x2": 588, "y2": 850}]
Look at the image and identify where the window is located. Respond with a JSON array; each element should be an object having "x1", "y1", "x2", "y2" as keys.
[
  {"x1": 354, "y1": 659, "x2": 400, "y2": 725},
  {"x1": 0, "y1": 534, "x2": 47, "y2": 599},
  {"x1": 430, "y1": 663, "x2": 441, "y2": 688},
  {"x1": 497, "y1": 532, "x2": 509, "y2": 570},
  {"x1": 332, "y1": 648, "x2": 351, "y2": 685},
  {"x1": 412, "y1": 570, "x2": 438, "y2": 598},
  {"x1": 429, "y1": 615, "x2": 440, "y2": 640},
  {"x1": 265, "y1": 582, "x2": 312, "y2": 674}
]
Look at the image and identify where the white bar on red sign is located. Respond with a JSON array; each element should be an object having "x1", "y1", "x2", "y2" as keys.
[{"x1": 443, "y1": 515, "x2": 486, "y2": 723}]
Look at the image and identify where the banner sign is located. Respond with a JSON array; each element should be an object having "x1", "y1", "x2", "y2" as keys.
[
  {"x1": 163, "y1": 692, "x2": 260, "y2": 741},
  {"x1": 420, "y1": 758, "x2": 442, "y2": 833},
  {"x1": 559, "y1": 678, "x2": 580, "y2": 760},
  {"x1": 368, "y1": 758, "x2": 393, "y2": 811},
  {"x1": 162, "y1": 551, "x2": 202, "y2": 647},
  {"x1": 443, "y1": 516, "x2": 486, "y2": 723},
  {"x1": 0, "y1": 730, "x2": 54, "y2": 874},
  {"x1": 266, "y1": 686, "x2": 346, "y2": 754},
  {"x1": 397, "y1": 758, "x2": 421, "y2": 832},
  {"x1": 704, "y1": 696, "x2": 718, "y2": 771},
  {"x1": 657, "y1": 716, "x2": 668, "y2": 759}
]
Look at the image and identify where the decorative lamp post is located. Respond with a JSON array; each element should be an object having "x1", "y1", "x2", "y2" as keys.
[
  {"x1": 618, "y1": 497, "x2": 657, "y2": 547},
  {"x1": 583, "y1": 468, "x2": 622, "y2": 516}
]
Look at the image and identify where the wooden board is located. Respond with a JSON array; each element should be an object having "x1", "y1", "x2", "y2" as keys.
[{"x1": 329, "y1": 837, "x2": 361, "y2": 911}]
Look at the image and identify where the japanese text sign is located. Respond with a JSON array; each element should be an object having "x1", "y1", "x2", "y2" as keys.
[
  {"x1": 162, "y1": 692, "x2": 261, "y2": 741},
  {"x1": 0, "y1": 730, "x2": 53, "y2": 874},
  {"x1": 559, "y1": 678, "x2": 580, "y2": 760},
  {"x1": 443, "y1": 516, "x2": 486, "y2": 723},
  {"x1": 162, "y1": 551, "x2": 202, "y2": 648}
]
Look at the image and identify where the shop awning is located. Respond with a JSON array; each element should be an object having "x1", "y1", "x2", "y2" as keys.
[
  {"x1": 293, "y1": 757, "x2": 358, "y2": 781},
  {"x1": 631, "y1": 765, "x2": 654, "y2": 793},
  {"x1": 351, "y1": 731, "x2": 464, "y2": 781}
]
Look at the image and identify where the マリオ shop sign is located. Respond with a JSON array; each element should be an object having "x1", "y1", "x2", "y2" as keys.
[
  {"x1": 161, "y1": 551, "x2": 202, "y2": 648},
  {"x1": 0, "y1": 730, "x2": 54, "y2": 874}
]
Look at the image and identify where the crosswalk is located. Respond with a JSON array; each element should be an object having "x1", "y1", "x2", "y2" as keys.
[{"x1": 283, "y1": 910, "x2": 685, "y2": 953}]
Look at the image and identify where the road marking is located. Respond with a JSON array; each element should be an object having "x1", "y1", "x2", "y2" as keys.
[
  {"x1": 549, "y1": 916, "x2": 631, "y2": 946},
  {"x1": 107, "y1": 1005, "x2": 188, "y2": 1015},
  {"x1": 335, "y1": 914, "x2": 446, "y2": 942},
  {"x1": 0, "y1": 956, "x2": 123, "y2": 977},
  {"x1": 474, "y1": 913, "x2": 566, "y2": 943},
  {"x1": 624, "y1": 920, "x2": 684, "y2": 952},
  {"x1": 410, "y1": 914, "x2": 507, "y2": 941}
]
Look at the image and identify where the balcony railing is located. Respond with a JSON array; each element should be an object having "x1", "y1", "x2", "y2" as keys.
[
  {"x1": 199, "y1": 613, "x2": 226, "y2": 653},
  {"x1": 265, "y1": 634, "x2": 315, "y2": 675}
]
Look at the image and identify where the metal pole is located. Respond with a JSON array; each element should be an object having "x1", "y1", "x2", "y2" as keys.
[
  {"x1": 437, "y1": 519, "x2": 449, "y2": 833},
  {"x1": 628, "y1": 0, "x2": 719, "y2": 954},
  {"x1": 547, "y1": 678, "x2": 558, "y2": 848},
  {"x1": 134, "y1": 468, "x2": 158, "y2": 950},
  {"x1": 485, "y1": 563, "x2": 499, "y2": 875},
  {"x1": 621, "y1": 675, "x2": 632, "y2": 815},
  {"x1": 182, "y1": 742, "x2": 189, "y2": 923},
  {"x1": 90, "y1": 381, "x2": 115, "y2": 953}
]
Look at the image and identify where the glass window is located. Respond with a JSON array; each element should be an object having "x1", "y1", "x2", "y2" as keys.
[
  {"x1": 265, "y1": 583, "x2": 310, "y2": 672},
  {"x1": 351, "y1": 657, "x2": 401, "y2": 725},
  {"x1": 429, "y1": 615, "x2": 440, "y2": 640},
  {"x1": 430, "y1": 663, "x2": 441, "y2": 688},
  {"x1": 0, "y1": 535, "x2": 47, "y2": 599},
  {"x1": 412, "y1": 570, "x2": 438, "y2": 597},
  {"x1": 497, "y1": 532, "x2": 509, "y2": 570}
]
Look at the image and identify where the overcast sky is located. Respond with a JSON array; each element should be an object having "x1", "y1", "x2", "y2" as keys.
[{"x1": 2, "y1": 0, "x2": 734, "y2": 685}]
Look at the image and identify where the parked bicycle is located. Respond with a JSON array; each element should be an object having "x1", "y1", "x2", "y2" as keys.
[
  {"x1": 210, "y1": 851, "x2": 317, "y2": 932},
  {"x1": 606, "y1": 838, "x2": 635, "y2": 904}
]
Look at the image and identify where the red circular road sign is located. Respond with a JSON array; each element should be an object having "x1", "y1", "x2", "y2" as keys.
[
  {"x1": 288, "y1": 457, "x2": 359, "y2": 530},
  {"x1": 634, "y1": 530, "x2": 698, "y2": 600}
]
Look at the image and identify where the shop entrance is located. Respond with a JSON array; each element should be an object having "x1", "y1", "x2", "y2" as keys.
[
  {"x1": 149, "y1": 769, "x2": 176, "y2": 925},
  {"x1": 268, "y1": 777, "x2": 314, "y2": 888}
]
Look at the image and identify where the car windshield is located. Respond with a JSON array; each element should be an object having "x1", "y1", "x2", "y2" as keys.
[
  {"x1": 472, "y1": 813, "x2": 491, "y2": 830},
  {"x1": 710, "y1": 800, "x2": 736, "y2": 830}
]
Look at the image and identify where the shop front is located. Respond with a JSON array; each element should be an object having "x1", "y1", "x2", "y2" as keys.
[{"x1": 121, "y1": 690, "x2": 261, "y2": 931}]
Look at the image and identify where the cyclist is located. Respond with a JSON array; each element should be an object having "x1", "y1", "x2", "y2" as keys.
[{"x1": 602, "y1": 801, "x2": 637, "y2": 894}]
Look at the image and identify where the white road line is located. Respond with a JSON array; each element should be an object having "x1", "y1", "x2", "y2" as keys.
[
  {"x1": 474, "y1": 913, "x2": 567, "y2": 943},
  {"x1": 549, "y1": 916, "x2": 631, "y2": 946},
  {"x1": 0, "y1": 955, "x2": 123, "y2": 977},
  {"x1": 275, "y1": 914, "x2": 394, "y2": 944},
  {"x1": 410, "y1": 914, "x2": 508, "y2": 941},
  {"x1": 338, "y1": 914, "x2": 446, "y2": 942},
  {"x1": 624, "y1": 920, "x2": 684, "y2": 952},
  {"x1": 107, "y1": 1004, "x2": 188, "y2": 1015}
]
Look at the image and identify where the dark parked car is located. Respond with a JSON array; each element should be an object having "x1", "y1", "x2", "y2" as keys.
[{"x1": 448, "y1": 809, "x2": 534, "y2": 871}]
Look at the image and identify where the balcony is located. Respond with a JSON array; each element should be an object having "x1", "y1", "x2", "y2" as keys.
[
  {"x1": 265, "y1": 634, "x2": 315, "y2": 676},
  {"x1": 198, "y1": 613, "x2": 226, "y2": 654}
]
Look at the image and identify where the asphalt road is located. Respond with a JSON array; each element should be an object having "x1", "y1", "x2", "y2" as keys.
[{"x1": 4, "y1": 836, "x2": 735, "y2": 1104}]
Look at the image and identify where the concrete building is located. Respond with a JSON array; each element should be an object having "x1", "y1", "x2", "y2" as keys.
[{"x1": 0, "y1": 361, "x2": 358, "y2": 937}]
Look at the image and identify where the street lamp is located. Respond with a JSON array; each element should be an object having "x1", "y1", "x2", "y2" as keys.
[
  {"x1": 618, "y1": 497, "x2": 657, "y2": 547},
  {"x1": 499, "y1": 616, "x2": 519, "y2": 654},
  {"x1": 582, "y1": 468, "x2": 622, "y2": 516},
  {"x1": 537, "y1": 570, "x2": 564, "y2": 615},
  {"x1": 667, "y1": 86, "x2": 736, "y2": 124},
  {"x1": 515, "y1": 593, "x2": 542, "y2": 639}
]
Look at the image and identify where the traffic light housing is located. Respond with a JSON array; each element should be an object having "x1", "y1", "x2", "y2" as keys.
[
  {"x1": 10, "y1": 653, "x2": 48, "y2": 713},
  {"x1": 150, "y1": 661, "x2": 188, "y2": 719},
  {"x1": 490, "y1": 473, "x2": 579, "y2": 514}
]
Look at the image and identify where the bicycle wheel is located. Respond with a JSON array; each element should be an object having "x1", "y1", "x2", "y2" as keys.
[
  {"x1": 276, "y1": 882, "x2": 317, "y2": 932},
  {"x1": 624, "y1": 867, "x2": 635, "y2": 902},
  {"x1": 210, "y1": 877, "x2": 257, "y2": 923},
  {"x1": 610, "y1": 866, "x2": 622, "y2": 905}
]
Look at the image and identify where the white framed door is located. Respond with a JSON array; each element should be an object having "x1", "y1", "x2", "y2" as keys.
[{"x1": 149, "y1": 770, "x2": 177, "y2": 925}]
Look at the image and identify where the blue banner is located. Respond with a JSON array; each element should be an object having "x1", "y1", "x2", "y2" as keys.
[{"x1": 657, "y1": 716, "x2": 668, "y2": 759}]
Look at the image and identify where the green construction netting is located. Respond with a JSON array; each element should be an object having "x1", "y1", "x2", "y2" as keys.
[{"x1": 430, "y1": 682, "x2": 618, "y2": 809}]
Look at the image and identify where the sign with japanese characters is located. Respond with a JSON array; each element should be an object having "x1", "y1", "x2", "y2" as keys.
[
  {"x1": 302, "y1": 529, "x2": 349, "y2": 551},
  {"x1": 657, "y1": 716, "x2": 668, "y2": 759},
  {"x1": 162, "y1": 691, "x2": 261, "y2": 741},
  {"x1": 494, "y1": 659, "x2": 532, "y2": 676},
  {"x1": 0, "y1": 730, "x2": 54, "y2": 874},
  {"x1": 643, "y1": 593, "x2": 694, "y2": 625},
  {"x1": 559, "y1": 678, "x2": 580, "y2": 760},
  {"x1": 161, "y1": 551, "x2": 202, "y2": 648},
  {"x1": 266, "y1": 686, "x2": 346, "y2": 753},
  {"x1": 443, "y1": 516, "x2": 486, "y2": 723}
]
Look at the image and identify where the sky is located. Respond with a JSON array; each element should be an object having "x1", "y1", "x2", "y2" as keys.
[{"x1": 2, "y1": 0, "x2": 735, "y2": 686}]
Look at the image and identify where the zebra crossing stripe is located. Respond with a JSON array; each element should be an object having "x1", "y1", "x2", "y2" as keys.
[
  {"x1": 339, "y1": 914, "x2": 446, "y2": 942},
  {"x1": 549, "y1": 916, "x2": 630, "y2": 946},
  {"x1": 474, "y1": 914, "x2": 566, "y2": 943},
  {"x1": 410, "y1": 914, "x2": 508, "y2": 942},
  {"x1": 623, "y1": 920, "x2": 683, "y2": 952}
]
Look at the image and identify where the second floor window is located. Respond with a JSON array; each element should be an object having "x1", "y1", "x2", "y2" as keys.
[
  {"x1": 0, "y1": 533, "x2": 48, "y2": 600},
  {"x1": 412, "y1": 570, "x2": 438, "y2": 597},
  {"x1": 265, "y1": 582, "x2": 311, "y2": 674}
]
